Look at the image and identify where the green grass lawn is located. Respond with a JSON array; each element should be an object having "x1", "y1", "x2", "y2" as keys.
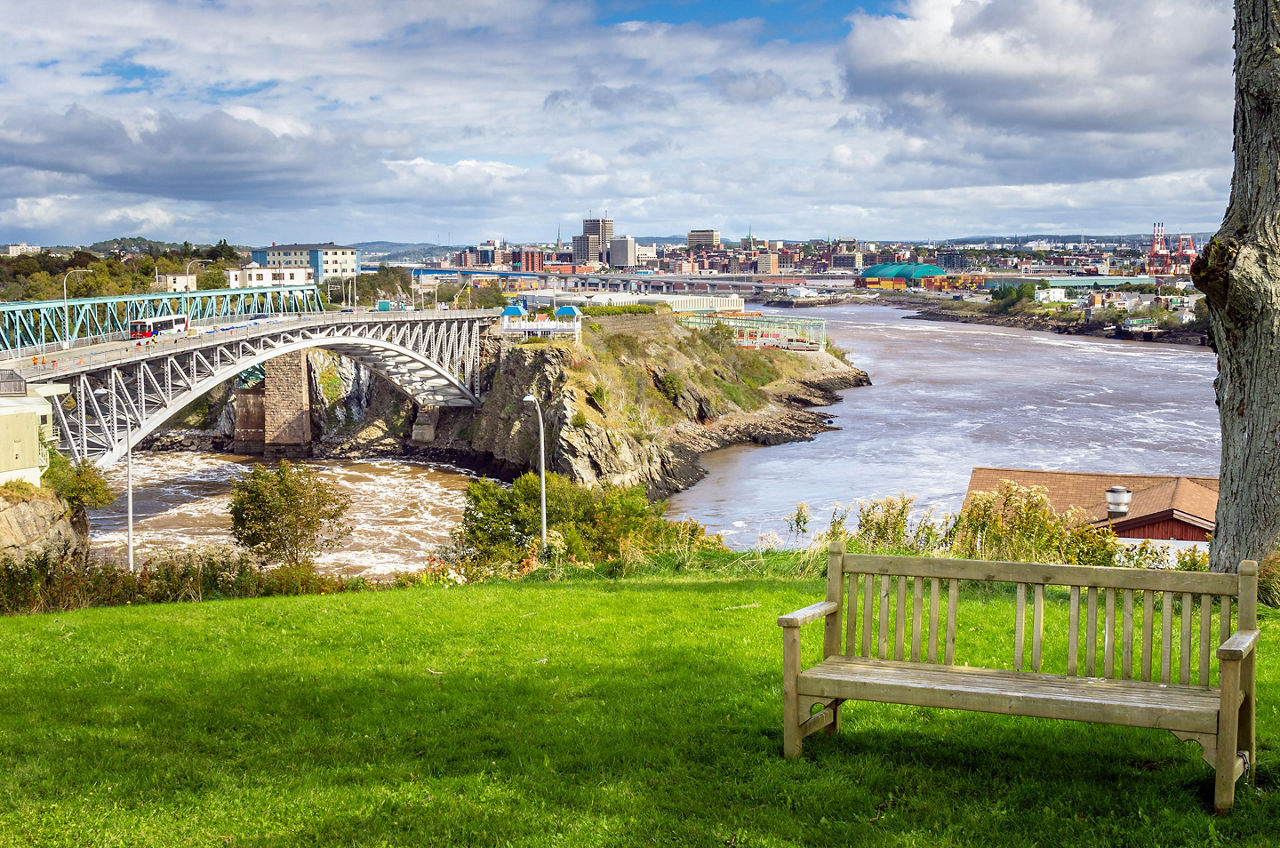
[{"x1": 0, "y1": 578, "x2": 1275, "y2": 847}]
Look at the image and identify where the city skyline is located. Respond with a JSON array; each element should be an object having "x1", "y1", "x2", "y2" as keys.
[{"x1": 0, "y1": 1, "x2": 1234, "y2": 246}]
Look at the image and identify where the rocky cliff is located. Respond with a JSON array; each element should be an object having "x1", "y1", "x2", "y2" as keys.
[
  {"x1": 0, "y1": 492, "x2": 86, "y2": 561},
  {"x1": 414, "y1": 311, "x2": 870, "y2": 497}
]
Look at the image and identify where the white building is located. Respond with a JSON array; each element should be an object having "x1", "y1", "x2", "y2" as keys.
[
  {"x1": 609, "y1": 236, "x2": 637, "y2": 269},
  {"x1": 250, "y1": 242, "x2": 360, "y2": 286},
  {"x1": 155, "y1": 273, "x2": 197, "y2": 293},
  {"x1": 0, "y1": 373, "x2": 67, "y2": 487},
  {"x1": 226, "y1": 262, "x2": 316, "y2": 288},
  {"x1": 4, "y1": 243, "x2": 40, "y2": 257}
]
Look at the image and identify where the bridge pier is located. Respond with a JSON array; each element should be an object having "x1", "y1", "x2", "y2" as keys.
[
  {"x1": 410, "y1": 405, "x2": 439, "y2": 444},
  {"x1": 263, "y1": 351, "x2": 312, "y2": 459},
  {"x1": 233, "y1": 386, "x2": 265, "y2": 454}
]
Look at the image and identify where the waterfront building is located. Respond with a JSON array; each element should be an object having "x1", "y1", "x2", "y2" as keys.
[{"x1": 250, "y1": 242, "x2": 361, "y2": 286}]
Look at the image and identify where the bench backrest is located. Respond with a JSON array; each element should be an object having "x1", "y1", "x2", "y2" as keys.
[{"x1": 823, "y1": 545, "x2": 1258, "y2": 685}]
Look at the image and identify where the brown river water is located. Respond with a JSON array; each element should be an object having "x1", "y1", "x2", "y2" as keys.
[{"x1": 90, "y1": 304, "x2": 1221, "y2": 569}]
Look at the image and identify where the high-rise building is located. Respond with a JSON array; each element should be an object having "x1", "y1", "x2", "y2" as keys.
[
  {"x1": 583, "y1": 217, "x2": 613, "y2": 244},
  {"x1": 609, "y1": 236, "x2": 637, "y2": 269},
  {"x1": 687, "y1": 229, "x2": 720, "y2": 248},
  {"x1": 572, "y1": 234, "x2": 600, "y2": 264}
]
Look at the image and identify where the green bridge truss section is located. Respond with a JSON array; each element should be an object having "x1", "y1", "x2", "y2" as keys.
[{"x1": 0, "y1": 285, "x2": 325, "y2": 352}]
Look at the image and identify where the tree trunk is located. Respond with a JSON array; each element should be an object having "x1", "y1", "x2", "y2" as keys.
[{"x1": 1192, "y1": 1, "x2": 1280, "y2": 572}]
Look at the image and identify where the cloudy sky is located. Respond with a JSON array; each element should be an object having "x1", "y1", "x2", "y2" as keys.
[{"x1": 0, "y1": 0, "x2": 1235, "y2": 246}]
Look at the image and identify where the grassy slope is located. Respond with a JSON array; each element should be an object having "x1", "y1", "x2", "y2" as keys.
[{"x1": 0, "y1": 579, "x2": 1275, "y2": 847}]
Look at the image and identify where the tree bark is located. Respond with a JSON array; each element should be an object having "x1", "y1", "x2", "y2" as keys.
[{"x1": 1192, "y1": 1, "x2": 1280, "y2": 572}]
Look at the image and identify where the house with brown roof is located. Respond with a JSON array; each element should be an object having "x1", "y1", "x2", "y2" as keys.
[{"x1": 965, "y1": 468, "x2": 1218, "y2": 542}]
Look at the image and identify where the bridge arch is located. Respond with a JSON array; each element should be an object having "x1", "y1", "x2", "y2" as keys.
[{"x1": 32, "y1": 313, "x2": 492, "y2": 466}]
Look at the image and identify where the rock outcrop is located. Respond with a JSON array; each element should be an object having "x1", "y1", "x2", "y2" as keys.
[
  {"x1": 0, "y1": 493, "x2": 86, "y2": 561},
  {"x1": 415, "y1": 312, "x2": 870, "y2": 497}
]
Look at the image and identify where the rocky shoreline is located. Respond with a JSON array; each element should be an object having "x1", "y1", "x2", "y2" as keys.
[{"x1": 137, "y1": 333, "x2": 872, "y2": 500}]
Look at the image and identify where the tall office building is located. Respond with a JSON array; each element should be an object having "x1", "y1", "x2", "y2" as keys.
[
  {"x1": 609, "y1": 236, "x2": 637, "y2": 269},
  {"x1": 572, "y1": 234, "x2": 600, "y2": 264},
  {"x1": 582, "y1": 217, "x2": 614, "y2": 245},
  {"x1": 687, "y1": 229, "x2": 720, "y2": 248}
]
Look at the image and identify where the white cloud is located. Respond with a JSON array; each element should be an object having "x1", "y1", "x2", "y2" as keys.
[{"x1": 0, "y1": 0, "x2": 1239, "y2": 243}]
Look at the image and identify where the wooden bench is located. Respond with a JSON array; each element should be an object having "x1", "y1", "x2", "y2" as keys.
[{"x1": 779, "y1": 543, "x2": 1260, "y2": 812}]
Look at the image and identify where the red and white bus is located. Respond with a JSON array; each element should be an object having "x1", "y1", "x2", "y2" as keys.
[{"x1": 129, "y1": 314, "x2": 189, "y2": 339}]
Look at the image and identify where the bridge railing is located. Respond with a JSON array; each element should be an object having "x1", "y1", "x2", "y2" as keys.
[
  {"x1": 0, "y1": 285, "x2": 327, "y2": 357},
  {"x1": 9, "y1": 308, "x2": 499, "y2": 380}
]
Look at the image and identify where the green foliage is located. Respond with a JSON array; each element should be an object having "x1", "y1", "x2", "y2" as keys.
[
  {"x1": 579, "y1": 305, "x2": 656, "y2": 316},
  {"x1": 946, "y1": 481, "x2": 1120, "y2": 566},
  {"x1": 229, "y1": 461, "x2": 352, "y2": 567},
  {"x1": 0, "y1": 542, "x2": 358, "y2": 615},
  {"x1": 449, "y1": 472, "x2": 723, "y2": 576},
  {"x1": 989, "y1": 282, "x2": 1037, "y2": 313},
  {"x1": 42, "y1": 452, "x2": 115, "y2": 510},
  {"x1": 0, "y1": 480, "x2": 40, "y2": 504},
  {"x1": 657, "y1": 370, "x2": 685, "y2": 402},
  {"x1": 571, "y1": 410, "x2": 588, "y2": 428}
]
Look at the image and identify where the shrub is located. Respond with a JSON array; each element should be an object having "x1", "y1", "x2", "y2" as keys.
[
  {"x1": 447, "y1": 472, "x2": 724, "y2": 575},
  {"x1": 229, "y1": 460, "x2": 351, "y2": 567}
]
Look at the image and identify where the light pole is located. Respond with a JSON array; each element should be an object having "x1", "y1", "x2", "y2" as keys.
[
  {"x1": 523, "y1": 393, "x2": 547, "y2": 549},
  {"x1": 61, "y1": 268, "x2": 90, "y2": 350},
  {"x1": 185, "y1": 259, "x2": 209, "y2": 289},
  {"x1": 93, "y1": 388, "x2": 136, "y2": 571},
  {"x1": 125, "y1": 417, "x2": 135, "y2": 573}
]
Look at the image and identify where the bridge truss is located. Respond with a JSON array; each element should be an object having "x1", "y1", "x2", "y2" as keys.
[
  {"x1": 0, "y1": 285, "x2": 325, "y2": 354},
  {"x1": 28, "y1": 312, "x2": 492, "y2": 465}
]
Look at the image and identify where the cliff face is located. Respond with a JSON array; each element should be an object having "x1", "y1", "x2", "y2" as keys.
[
  {"x1": 0, "y1": 493, "x2": 85, "y2": 561},
  {"x1": 419, "y1": 311, "x2": 870, "y2": 497}
]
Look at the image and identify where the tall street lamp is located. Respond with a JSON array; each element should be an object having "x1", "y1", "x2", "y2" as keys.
[
  {"x1": 61, "y1": 268, "x2": 90, "y2": 350},
  {"x1": 92, "y1": 388, "x2": 135, "y2": 572},
  {"x1": 185, "y1": 258, "x2": 210, "y2": 289},
  {"x1": 523, "y1": 393, "x2": 547, "y2": 549}
]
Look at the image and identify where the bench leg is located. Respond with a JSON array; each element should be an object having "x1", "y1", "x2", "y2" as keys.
[
  {"x1": 783, "y1": 627, "x2": 802, "y2": 758},
  {"x1": 1215, "y1": 665, "x2": 1242, "y2": 813},
  {"x1": 824, "y1": 698, "x2": 843, "y2": 737},
  {"x1": 1241, "y1": 655, "x2": 1256, "y2": 782}
]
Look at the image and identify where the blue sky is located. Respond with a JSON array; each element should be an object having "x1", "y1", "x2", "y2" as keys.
[{"x1": 0, "y1": 0, "x2": 1236, "y2": 247}]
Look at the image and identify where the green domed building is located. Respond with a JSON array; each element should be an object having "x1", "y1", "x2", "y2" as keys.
[{"x1": 860, "y1": 262, "x2": 949, "y2": 288}]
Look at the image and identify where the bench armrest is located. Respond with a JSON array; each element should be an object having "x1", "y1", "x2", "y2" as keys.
[
  {"x1": 778, "y1": 600, "x2": 838, "y2": 628},
  {"x1": 1218, "y1": 629, "x2": 1260, "y2": 661}
]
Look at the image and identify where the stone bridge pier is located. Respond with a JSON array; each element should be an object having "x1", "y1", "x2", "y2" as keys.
[{"x1": 235, "y1": 351, "x2": 312, "y2": 458}]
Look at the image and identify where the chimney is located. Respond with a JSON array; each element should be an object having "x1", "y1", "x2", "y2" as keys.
[{"x1": 1105, "y1": 486, "x2": 1132, "y2": 521}]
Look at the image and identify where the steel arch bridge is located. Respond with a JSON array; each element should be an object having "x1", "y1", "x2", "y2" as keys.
[
  {"x1": 19, "y1": 311, "x2": 495, "y2": 465},
  {"x1": 0, "y1": 285, "x2": 325, "y2": 354}
]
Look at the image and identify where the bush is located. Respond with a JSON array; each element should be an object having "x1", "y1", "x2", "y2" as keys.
[
  {"x1": 42, "y1": 451, "x2": 114, "y2": 511},
  {"x1": 0, "y1": 543, "x2": 357, "y2": 616},
  {"x1": 229, "y1": 460, "x2": 351, "y2": 567},
  {"x1": 447, "y1": 472, "x2": 724, "y2": 577}
]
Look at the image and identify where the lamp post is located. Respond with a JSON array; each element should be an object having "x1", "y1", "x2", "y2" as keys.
[
  {"x1": 185, "y1": 259, "x2": 209, "y2": 290},
  {"x1": 93, "y1": 388, "x2": 135, "y2": 571},
  {"x1": 523, "y1": 393, "x2": 547, "y2": 549},
  {"x1": 61, "y1": 268, "x2": 90, "y2": 350},
  {"x1": 125, "y1": 417, "x2": 134, "y2": 573}
]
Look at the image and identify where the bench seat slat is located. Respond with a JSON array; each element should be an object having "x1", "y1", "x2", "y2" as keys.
[{"x1": 797, "y1": 657, "x2": 1221, "y2": 734}]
